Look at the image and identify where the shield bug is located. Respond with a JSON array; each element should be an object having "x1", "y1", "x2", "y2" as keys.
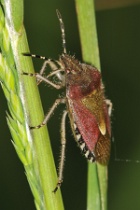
[{"x1": 23, "y1": 10, "x2": 112, "y2": 192}]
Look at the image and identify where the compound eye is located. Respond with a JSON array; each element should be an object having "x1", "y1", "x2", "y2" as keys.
[
  {"x1": 71, "y1": 69, "x2": 76, "y2": 74},
  {"x1": 66, "y1": 69, "x2": 70, "y2": 74}
]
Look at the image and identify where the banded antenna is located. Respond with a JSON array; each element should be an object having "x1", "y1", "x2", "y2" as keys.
[{"x1": 56, "y1": 9, "x2": 67, "y2": 54}]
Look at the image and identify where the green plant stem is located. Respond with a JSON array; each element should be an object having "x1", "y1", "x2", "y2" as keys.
[
  {"x1": 75, "y1": 0, "x2": 108, "y2": 210},
  {"x1": 0, "y1": 0, "x2": 64, "y2": 209}
]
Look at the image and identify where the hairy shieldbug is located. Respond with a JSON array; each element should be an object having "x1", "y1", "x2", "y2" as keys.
[{"x1": 23, "y1": 10, "x2": 112, "y2": 192}]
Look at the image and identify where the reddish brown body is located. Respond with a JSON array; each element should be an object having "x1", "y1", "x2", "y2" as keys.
[
  {"x1": 61, "y1": 54, "x2": 111, "y2": 164},
  {"x1": 23, "y1": 10, "x2": 111, "y2": 192}
]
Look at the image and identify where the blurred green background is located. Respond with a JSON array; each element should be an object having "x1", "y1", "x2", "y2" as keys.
[{"x1": 0, "y1": 1, "x2": 140, "y2": 209}]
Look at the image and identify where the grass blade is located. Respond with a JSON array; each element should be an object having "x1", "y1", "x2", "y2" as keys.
[
  {"x1": 75, "y1": 0, "x2": 108, "y2": 209},
  {"x1": 0, "y1": 0, "x2": 64, "y2": 209}
]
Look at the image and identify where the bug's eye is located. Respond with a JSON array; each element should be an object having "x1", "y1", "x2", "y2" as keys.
[
  {"x1": 66, "y1": 68, "x2": 72, "y2": 74},
  {"x1": 66, "y1": 69, "x2": 76, "y2": 75},
  {"x1": 71, "y1": 69, "x2": 76, "y2": 74}
]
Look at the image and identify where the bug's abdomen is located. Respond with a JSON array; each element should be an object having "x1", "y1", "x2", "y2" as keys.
[{"x1": 68, "y1": 98, "x2": 111, "y2": 164}]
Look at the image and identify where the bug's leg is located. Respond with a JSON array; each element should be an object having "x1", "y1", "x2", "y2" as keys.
[
  {"x1": 23, "y1": 53, "x2": 48, "y2": 61},
  {"x1": 23, "y1": 53, "x2": 53, "y2": 85},
  {"x1": 23, "y1": 53, "x2": 51, "y2": 75},
  {"x1": 37, "y1": 59, "x2": 55, "y2": 85},
  {"x1": 38, "y1": 59, "x2": 65, "y2": 84},
  {"x1": 53, "y1": 110, "x2": 68, "y2": 193},
  {"x1": 105, "y1": 99, "x2": 112, "y2": 116},
  {"x1": 22, "y1": 72, "x2": 63, "y2": 89},
  {"x1": 23, "y1": 53, "x2": 58, "y2": 75},
  {"x1": 23, "y1": 53, "x2": 64, "y2": 84},
  {"x1": 30, "y1": 98, "x2": 66, "y2": 129}
]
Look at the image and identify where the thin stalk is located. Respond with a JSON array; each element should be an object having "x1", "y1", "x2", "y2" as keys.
[
  {"x1": 75, "y1": 0, "x2": 108, "y2": 210},
  {"x1": 0, "y1": 0, "x2": 64, "y2": 209}
]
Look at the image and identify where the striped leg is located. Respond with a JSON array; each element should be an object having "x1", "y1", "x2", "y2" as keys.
[
  {"x1": 53, "y1": 110, "x2": 68, "y2": 193},
  {"x1": 23, "y1": 53, "x2": 65, "y2": 84},
  {"x1": 30, "y1": 98, "x2": 66, "y2": 129},
  {"x1": 22, "y1": 71, "x2": 63, "y2": 89}
]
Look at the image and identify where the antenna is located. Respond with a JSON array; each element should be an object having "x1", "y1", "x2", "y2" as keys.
[{"x1": 56, "y1": 9, "x2": 67, "y2": 54}]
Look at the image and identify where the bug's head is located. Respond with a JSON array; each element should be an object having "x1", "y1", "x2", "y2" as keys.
[
  {"x1": 60, "y1": 54, "x2": 102, "y2": 99},
  {"x1": 60, "y1": 54, "x2": 86, "y2": 84}
]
